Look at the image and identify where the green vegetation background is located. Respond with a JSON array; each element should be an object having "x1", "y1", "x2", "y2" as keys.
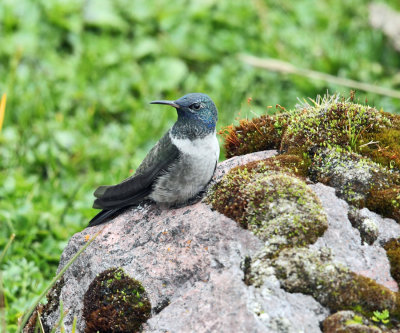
[{"x1": 1, "y1": 0, "x2": 400, "y2": 330}]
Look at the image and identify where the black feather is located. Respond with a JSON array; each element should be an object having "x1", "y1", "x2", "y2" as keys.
[
  {"x1": 88, "y1": 131, "x2": 180, "y2": 226},
  {"x1": 88, "y1": 208, "x2": 122, "y2": 227}
]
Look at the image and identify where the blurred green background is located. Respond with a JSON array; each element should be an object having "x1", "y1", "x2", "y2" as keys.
[{"x1": 1, "y1": 0, "x2": 400, "y2": 330}]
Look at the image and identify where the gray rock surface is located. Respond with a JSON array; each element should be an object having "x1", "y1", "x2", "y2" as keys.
[
  {"x1": 41, "y1": 150, "x2": 400, "y2": 333},
  {"x1": 309, "y1": 183, "x2": 400, "y2": 291}
]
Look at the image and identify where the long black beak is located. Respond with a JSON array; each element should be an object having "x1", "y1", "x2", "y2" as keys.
[{"x1": 150, "y1": 100, "x2": 180, "y2": 108}]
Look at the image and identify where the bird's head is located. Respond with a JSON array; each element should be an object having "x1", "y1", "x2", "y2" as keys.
[{"x1": 150, "y1": 93, "x2": 218, "y2": 137}]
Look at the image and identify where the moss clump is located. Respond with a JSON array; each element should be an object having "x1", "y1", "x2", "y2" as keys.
[
  {"x1": 221, "y1": 94, "x2": 400, "y2": 224},
  {"x1": 245, "y1": 173, "x2": 327, "y2": 245},
  {"x1": 83, "y1": 268, "x2": 151, "y2": 333},
  {"x1": 220, "y1": 114, "x2": 288, "y2": 158},
  {"x1": 359, "y1": 114, "x2": 400, "y2": 170},
  {"x1": 367, "y1": 187, "x2": 400, "y2": 222},
  {"x1": 280, "y1": 98, "x2": 388, "y2": 155},
  {"x1": 384, "y1": 239, "x2": 400, "y2": 286},
  {"x1": 309, "y1": 148, "x2": 400, "y2": 222},
  {"x1": 207, "y1": 166, "x2": 327, "y2": 257},
  {"x1": 206, "y1": 166, "x2": 252, "y2": 223},
  {"x1": 322, "y1": 311, "x2": 382, "y2": 333},
  {"x1": 272, "y1": 248, "x2": 400, "y2": 320},
  {"x1": 234, "y1": 154, "x2": 309, "y2": 178}
]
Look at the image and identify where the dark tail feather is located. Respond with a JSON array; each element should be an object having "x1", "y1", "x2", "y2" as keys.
[{"x1": 88, "y1": 208, "x2": 122, "y2": 227}]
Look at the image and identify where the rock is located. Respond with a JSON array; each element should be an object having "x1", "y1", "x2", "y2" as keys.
[
  {"x1": 348, "y1": 207, "x2": 379, "y2": 245},
  {"x1": 309, "y1": 183, "x2": 399, "y2": 291},
  {"x1": 35, "y1": 150, "x2": 400, "y2": 333}
]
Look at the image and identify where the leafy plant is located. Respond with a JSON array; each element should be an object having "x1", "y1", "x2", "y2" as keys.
[
  {"x1": 371, "y1": 309, "x2": 390, "y2": 324},
  {"x1": 345, "y1": 314, "x2": 363, "y2": 326}
]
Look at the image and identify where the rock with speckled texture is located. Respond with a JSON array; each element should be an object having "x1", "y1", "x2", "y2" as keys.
[{"x1": 35, "y1": 149, "x2": 400, "y2": 333}]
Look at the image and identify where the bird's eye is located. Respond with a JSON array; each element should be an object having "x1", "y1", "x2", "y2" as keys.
[{"x1": 190, "y1": 102, "x2": 201, "y2": 110}]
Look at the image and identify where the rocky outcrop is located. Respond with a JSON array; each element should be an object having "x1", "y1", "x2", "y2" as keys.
[{"x1": 30, "y1": 149, "x2": 400, "y2": 333}]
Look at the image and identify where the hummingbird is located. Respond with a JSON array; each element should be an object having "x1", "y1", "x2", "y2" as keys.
[{"x1": 88, "y1": 93, "x2": 219, "y2": 227}]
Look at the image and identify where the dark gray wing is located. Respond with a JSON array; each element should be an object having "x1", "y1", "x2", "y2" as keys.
[{"x1": 92, "y1": 131, "x2": 180, "y2": 209}]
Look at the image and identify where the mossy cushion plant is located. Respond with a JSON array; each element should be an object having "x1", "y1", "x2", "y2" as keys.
[
  {"x1": 83, "y1": 268, "x2": 151, "y2": 333},
  {"x1": 208, "y1": 169, "x2": 327, "y2": 244},
  {"x1": 220, "y1": 94, "x2": 400, "y2": 223}
]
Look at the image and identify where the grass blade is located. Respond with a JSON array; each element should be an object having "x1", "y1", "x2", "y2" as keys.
[
  {"x1": 17, "y1": 227, "x2": 104, "y2": 332},
  {"x1": 71, "y1": 316, "x2": 77, "y2": 333},
  {"x1": 0, "y1": 273, "x2": 6, "y2": 333},
  {"x1": 0, "y1": 93, "x2": 7, "y2": 132},
  {"x1": 0, "y1": 233, "x2": 15, "y2": 265}
]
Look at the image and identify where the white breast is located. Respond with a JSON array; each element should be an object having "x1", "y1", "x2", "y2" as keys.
[
  {"x1": 149, "y1": 131, "x2": 220, "y2": 205},
  {"x1": 171, "y1": 131, "x2": 220, "y2": 162}
]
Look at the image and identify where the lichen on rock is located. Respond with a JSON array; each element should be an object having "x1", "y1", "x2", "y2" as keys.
[
  {"x1": 245, "y1": 173, "x2": 327, "y2": 246},
  {"x1": 348, "y1": 207, "x2": 379, "y2": 245},
  {"x1": 309, "y1": 148, "x2": 400, "y2": 222},
  {"x1": 322, "y1": 311, "x2": 381, "y2": 333},
  {"x1": 271, "y1": 247, "x2": 400, "y2": 318},
  {"x1": 83, "y1": 268, "x2": 151, "y2": 333},
  {"x1": 207, "y1": 165, "x2": 327, "y2": 257}
]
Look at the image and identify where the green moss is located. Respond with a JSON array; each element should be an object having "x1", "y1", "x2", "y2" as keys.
[
  {"x1": 234, "y1": 154, "x2": 309, "y2": 178},
  {"x1": 280, "y1": 98, "x2": 388, "y2": 154},
  {"x1": 245, "y1": 173, "x2": 327, "y2": 246},
  {"x1": 83, "y1": 268, "x2": 151, "y2": 333},
  {"x1": 323, "y1": 311, "x2": 382, "y2": 333},
  {"x1": 207, "y1": 165, "x2": 327, "y2": 258},
  {"x1": 208, "y1": 155, "x2": 311, "y2": 224},
  {"x1": 359, "y1": 113, "x2": 400, "y2": 170},
  {"x1": 221, "y1": 114, "x2": 288, "y2": 158},
  {"x1": 384, "y1": 239, "x2": 400, "y2": 286},
  {"x1": 271, "y1": 248, "x2": 400, "y2": 322},
  {"x1": 221, "y1": 95, "x2": 400, "y2": 222},
  {"x1": 215, "y1": 95, "x2": 400, "y2": 322},
  {"x1": 367, "y1": 187, "x2": 400, "y2": 222},
  {"x1": 309, "y1": 148, "x2": 400, "y2": 222}
]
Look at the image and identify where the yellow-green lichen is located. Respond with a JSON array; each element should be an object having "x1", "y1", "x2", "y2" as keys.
[
  {"x1": 207, "y1": 164, "x2": 327, "y2": 256},
  {"x1": 271, "y1": 248, "x2": 400, "y2": 322},
  {"x1": 245, "y1": 173, "x2": 327, "y2": 247},
  {"x1": 309, "y1": 148, "x2": 400, "y2": 222}
]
